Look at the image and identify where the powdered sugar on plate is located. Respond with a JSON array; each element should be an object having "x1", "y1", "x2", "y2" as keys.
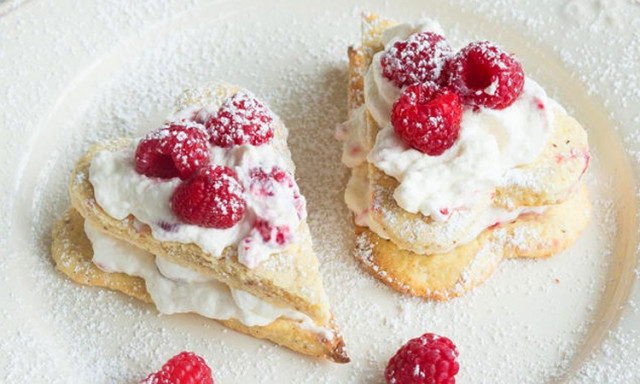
[{"x1": 1, "y1": 0, "x2": 639, "y2": 383}]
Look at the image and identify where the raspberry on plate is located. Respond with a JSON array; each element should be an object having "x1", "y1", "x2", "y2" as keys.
[
  {"x1": 171, "y1": 165, "x2": 246, "y2": 229},
  {"x1": 391, "y1": 83, "x2": 463, "y2": 156},
  {"x1": 448, "y1": 41, "x2": 524, "y2": 110},
  {"x1": 207, "y1": 91, "x2": 275, "y2": 147},
  {"x1": 140, "y1": 351, "x2": 214, "y2": 384},
  {"x1": 381, "y1": 32, "x2": 453, "y2": 88},
  {"x1": 385, "y1": 333, "x2": 459, "y2": 384},
  {"x1": 134, "y1": 123, "x2": 210, "y2": 180}
]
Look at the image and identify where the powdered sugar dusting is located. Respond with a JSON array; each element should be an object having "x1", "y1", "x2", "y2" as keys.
[
  {"x1": 208, "y1": 91, "x2": 276, "y2": 147},
  {"x1": 1, "y1": 0, "x2": 639, "y2": 383},
  {"x1": 381, "y1": 31, "x2": 452, "y2": 87}
]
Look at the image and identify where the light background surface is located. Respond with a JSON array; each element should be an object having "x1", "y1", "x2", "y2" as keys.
[{"x1": 1, "y1": 0, "x2": 639, "y2": 383}]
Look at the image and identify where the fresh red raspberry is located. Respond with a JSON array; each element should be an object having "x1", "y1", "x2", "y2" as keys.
[
  {"x1": 171, "y1": 166, "x2": 246, "y2": 229},
  {"x1": 391, "y1": 83, "x2": 463, "y2": 156},
  {"x1": 206, "y1": 92, "x2": 275, "y2": 147},
  {"x1": 140, "y1": 351, "x2": 214, "y2": 384},
  {"x1": 385, "y1": 333, "x2": 459, "y2": 384},
  {"x1": 381, "y1": 32, "x2": 453, "y2": 88},
  {"x1": 448, "y1": 41, "x2": 524, "y2": 110},
  {"x1": 135, "y1": 124, "x2": 210, "y2": 180}
]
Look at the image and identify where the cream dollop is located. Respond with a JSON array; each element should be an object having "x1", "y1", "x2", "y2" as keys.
[
  {"x1": 361, "y1": 20, "x2": 553, "y2": 221},
  {"x1": 368, "y1": 79, "x2": 552, "y2": 220},
  {"x1": 85, "y1": 221, "x2": 332, "y2": 337}
]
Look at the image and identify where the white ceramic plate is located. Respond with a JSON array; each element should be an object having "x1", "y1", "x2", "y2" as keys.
[{"x1": 2, "y1": 0, "x2": 640, "y2": 382}]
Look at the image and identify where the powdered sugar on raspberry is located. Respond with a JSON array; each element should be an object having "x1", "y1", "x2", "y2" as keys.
[{"x1": 448, "y1": 40, "x2": 525, "y2": 109}]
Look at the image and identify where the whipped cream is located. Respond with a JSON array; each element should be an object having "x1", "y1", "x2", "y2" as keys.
[
  {"x1": 362, "y1": 21, "x2": 553, "y2": 221},
  {"x1": 89, "y1": 109, "x2": 305, "y2": 269},
  {"x1": 343, "y1": 165, "x2": 390, "y2": 239},
  {"x1": 335, "y1": 105, "x2": 369, "y2": 168},
  {"x1": 337, "y1": 20, "x2": 555, "y2": 251},
  {"x1": 85, "y1": 221, "x2": 333, "y2": 337}
]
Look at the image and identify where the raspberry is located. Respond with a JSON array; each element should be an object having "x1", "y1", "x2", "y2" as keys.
[
  {"x1": 189, "y1": 109, "x2": 211, "y2": 125},
  {"x1": 206, "y1": 92, "x2": 275, "y2": 147},
  {"x1": 391, "y1": 83, "x2": 463, "y2": 156},
  {"x1": 448, "y1": 41, "x2": 524, "y2": 109},
  {"x1": 247, "y1": 166, "x2": 305, "y2": 219},
  {"x1": 385, "y1": 333, "x2": 459, "y2": 384},
  {"x1": 381, "y1": 32, "x2": 453, "y2": 88},
  {"x1": 140, "y1": 351, "x2": 214, "y2": 384},
  {"x1": 135, "y1": 124, "x2": 210, "y2": 180},
  {"x1": 270, "y1": 168, "x2": 294, "y2": 187},
  {"x1": 171, "y1": 166, "x2": 246, "y2": 229}
]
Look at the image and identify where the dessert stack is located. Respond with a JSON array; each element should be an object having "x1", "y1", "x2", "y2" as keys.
[{"x1": 337, "y1": 14, "x2": 591, "y2": 299}]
